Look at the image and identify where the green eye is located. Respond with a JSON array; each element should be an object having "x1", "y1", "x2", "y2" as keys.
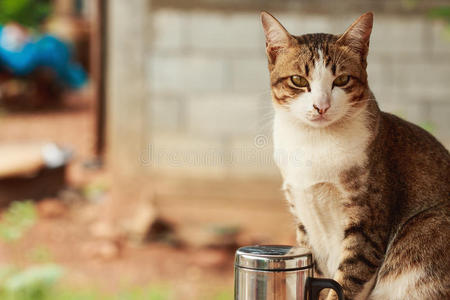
[
  {"x1": 291, "y1": 75, "x2": 309, "y2": 88},
  {"x1": 333, "y1": 75, "x2": 350, "y2": 87}
]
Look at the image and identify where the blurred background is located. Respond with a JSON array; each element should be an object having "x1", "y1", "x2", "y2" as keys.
[{"x1": 0, "y1": 0, "x2": 448, "y2": 299}]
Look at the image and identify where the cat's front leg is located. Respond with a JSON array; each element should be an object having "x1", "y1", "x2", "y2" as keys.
[
  {"x1": 327, "y1": 223, "x2": 385, "y2": 300},
  {"x1": 284, "y1": 183, "x2": 325, "y2": 278},
  {"x1": 295, "y1": 222, "x2": 326, "y2": 279},
  {"x1": 283, "y1": 183, "x2": 311, "y2": 247}
]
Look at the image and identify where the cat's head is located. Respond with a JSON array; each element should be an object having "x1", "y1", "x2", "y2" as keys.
[{"x1": 261, "y1": 12, "x2": 373, "y2": 128}]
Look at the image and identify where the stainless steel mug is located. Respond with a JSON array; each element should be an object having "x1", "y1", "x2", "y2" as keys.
[{"x1": 234, "y1": 245, "x2": 344, "y2": 300}]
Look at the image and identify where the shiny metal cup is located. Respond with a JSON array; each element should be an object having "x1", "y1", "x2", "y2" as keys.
[{"x1": 234, "y1": 245, "x2": 344, "y2": 300}]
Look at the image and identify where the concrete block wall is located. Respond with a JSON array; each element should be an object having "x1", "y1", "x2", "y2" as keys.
[{"x1": 144, "y1": 9, "x2": 450, "y2": 178}]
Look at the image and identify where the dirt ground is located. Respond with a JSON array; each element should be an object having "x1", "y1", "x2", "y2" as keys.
[
  {"x1": 0, "y1": 204, "x2": 236, "y2": 299},
  {"x1": 0, "y1": 91, "x2": 295, "y2": 299}
]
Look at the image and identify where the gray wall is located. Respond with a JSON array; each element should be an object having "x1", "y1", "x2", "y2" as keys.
[{"x1": 142, "y1": 7, "x2": 450, "y2": 178}]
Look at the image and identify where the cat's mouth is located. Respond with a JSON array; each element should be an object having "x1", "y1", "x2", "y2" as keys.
[
  {"x1": 309, "y1": 115, "x2": 330, "y2": 122},
  {"x1": 305, "y1": 114, "x2": 336, "y2": 127}
]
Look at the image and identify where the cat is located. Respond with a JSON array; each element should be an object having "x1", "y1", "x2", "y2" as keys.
[{"x1": 261, "y1": 11, "x2": 450, "y2": 300}]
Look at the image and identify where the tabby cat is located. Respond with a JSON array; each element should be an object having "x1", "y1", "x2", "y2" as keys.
[{"x1": 261, "y1": 11, "x2": 450, "y2": 300}]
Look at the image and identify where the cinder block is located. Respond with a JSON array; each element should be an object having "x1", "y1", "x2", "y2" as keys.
[
  {"x1": 367, "y1": 57, "x2": 394, "y2": 97},
  {"x1": 226, "y1": 136, "x2": 279, "y2": 178},
  {"x1": 147, "y1": 95, "x2": 184, "y2": 132},
  {"x1": 371, "y1": 88, "x2": 397, "y2": 110},
  {"x1": 255, "y1": 95, "x2": 275, "y2": 137},
  {"x1": 391, "y1": 61, "x2": 450, "y2": 101},
  {"x1": 187, "y1": 12, "x2": 265, "y2": 52},
  {"x1": 141, "y1": 132, "x2": 228, "y2": 177},
  {"x1": 430, "y1": 21, "x2": 450, "y2": 55},
  {"x1": 332, "y1": 14, "x2": 365, "y2": 34},
  {"x1": 370, "y1": 17, "x2": 425, "y2": 55},
  {"x1": 230, "y1": 56, "x2": 270, "y2": 92},
  {"x1": 429, "y1": 102, "x2": 450, "y2": 147},
  {"x1": 151, "y1": 9, "x2": 188, "y2": 51},
  {"x1": 186, "y1": 94, "x2": 261, "y2": 137},
  {"x1": 278, "y1": 14, "x2": 335, "y2": 35},
  {"x1": 148, "y1": 54, "x2": 226, "y2": 93},
  {"x1": 378, "y1": 100, "x2": 428, "y2": 126}
]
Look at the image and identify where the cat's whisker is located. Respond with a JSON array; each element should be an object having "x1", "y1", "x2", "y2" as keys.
[{"x1": 347, "y1": 99, "x2": 376, "y2": 106}]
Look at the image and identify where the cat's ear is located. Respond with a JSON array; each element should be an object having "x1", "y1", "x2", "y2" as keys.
[
  {"x1": 261, "y1": 11, "x2": 293, "y2": 63},
  {"x1": 337, "y1": 12, "x2": 373, "y2": 59}
]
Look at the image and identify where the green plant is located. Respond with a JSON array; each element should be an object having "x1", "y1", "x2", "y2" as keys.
[
  {"x1": 210, "y1": 224, "x2": 241, "y2": 236},
  {"x1": 0, "y1": 0, "x2": 51, "y2": 29},
  {"x1": 48, "y1": 284, "x2": 172, "y2": 300},
  {"x1": 0, "y1": 266, "x2": 175, "y2": 300},
  {"x1": 428, "y1": 6, "x2": 450, "y2": 22},
  {"x1": 0, "y1": 201, "x2": 174, "y2": 300},
  {"x1": 82, "y1": 181, "x2": 109, "y2": 203},
  {"x1": 115, "y1": 285, "x2": 171, "y2": 300},
  {"x1": 419, "y1": 121, "x2": 435, "y2": 133},
  {"x1": 0, "y1": 264, "x2": 63, "y2": 300},
  {"x1": 429, "y1": 6, "x2": 450, "y2": 39},
  {"x1": 0, "y1": 201, "x2": 36, "y2": 242},
  {"x1": 212, "y1": 289, "x2": 233, "y2": 300}
]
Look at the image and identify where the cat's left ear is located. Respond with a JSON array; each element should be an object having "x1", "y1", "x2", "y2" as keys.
[
  {"x1": 261, "y1": 11, "x2": 293, "y2": 64},
  {"x1": 337, "y1": 12, "x2": 373, "y2": 59}
]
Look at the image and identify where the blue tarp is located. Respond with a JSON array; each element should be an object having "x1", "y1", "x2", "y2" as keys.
[{"x1": 0, "y1": 26, "x2": 87, "y2": 88}]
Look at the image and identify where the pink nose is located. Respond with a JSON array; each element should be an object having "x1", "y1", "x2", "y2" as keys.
[{"x1": 313, "y1": 103, "x2": 330, "y2": 115}]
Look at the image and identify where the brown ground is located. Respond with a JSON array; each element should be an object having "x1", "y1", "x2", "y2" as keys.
[
  {"x1": 0, "y1": 91, "x2": 295, "y2": 299},
  {"x1": 0, "y1": 205, "x2": 236, "y2": 299}
]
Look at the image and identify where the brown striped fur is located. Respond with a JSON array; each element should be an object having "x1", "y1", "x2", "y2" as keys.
[{"x1": 262, "y1": 11, "x2": 450, "y2": 300}]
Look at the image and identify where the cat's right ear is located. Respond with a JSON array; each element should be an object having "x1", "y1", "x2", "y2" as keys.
[{"x1": 261, "y1": 11, "x2": 292, "y2": 64}]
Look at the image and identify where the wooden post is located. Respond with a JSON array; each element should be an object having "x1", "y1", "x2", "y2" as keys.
[{"x1": 91, "y1": 0, "x2": 107, "y2": 156}]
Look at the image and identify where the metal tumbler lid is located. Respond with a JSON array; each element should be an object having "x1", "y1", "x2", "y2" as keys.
[{"x1": 235, "y1": 245, "x2": 313, "y2": 271}]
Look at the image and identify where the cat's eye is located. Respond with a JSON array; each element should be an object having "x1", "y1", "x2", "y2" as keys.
[
  {"x1": 291, "y1": 75, "x2": 309, "y2": 88},
  {"x1": 333, "y1": 75, "x2": 350, "y2": 87}
]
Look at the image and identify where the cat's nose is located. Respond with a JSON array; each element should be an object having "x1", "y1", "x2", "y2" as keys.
[{"x1": 313, "y1": 103, "x2": 330, "y2": 115}]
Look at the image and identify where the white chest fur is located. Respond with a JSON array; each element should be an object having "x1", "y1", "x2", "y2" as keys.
[{"x1": 273, "y1": 110, "x2": 370, "y2": 277}]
